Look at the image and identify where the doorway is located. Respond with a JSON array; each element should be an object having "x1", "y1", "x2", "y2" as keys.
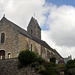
[{"x1": 0, "y1": 50, "x2": 5, "y2": 60}]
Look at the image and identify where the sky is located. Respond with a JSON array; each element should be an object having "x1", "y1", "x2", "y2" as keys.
[
  {"x1": 0, "y1": 0, "x2": 75, "y2": 59},
  {"x1": 46, "y1": 0, "x2": 75, "y2": 7}
]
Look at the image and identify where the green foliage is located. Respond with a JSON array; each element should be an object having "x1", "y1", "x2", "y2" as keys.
[
  {"x1": 43, "y1": 62, "x2": 57, "y2": 68},
  {"x1": 66, "y1": 60, "x2": 75, "y2": 75},
  {"x1": 31, "y1": 61, "x2": 58, "y2": 75},
  {"x1": 35, "y1": 65, "x2": 45, "y2": 73},
  {"x1": 66, "y1": 60, "x2": 75, "y2": 69},
  {"x1": 18, "y1": 49, "x2": 45, "y2": 67},
  {"x1": 36, "y1": 56, "x2": 45, "y2": 64},
  {"x1": 57, "y1": 64, "x2": 66, "y2": 69},
  {"x1": 18, "y1": 49, "x2": 39, "y2": 67},
  {"x1": 31, "y1": 62, "x2": 39, "y2": 67},
  {"x1": 18, "y1": 49, "x2": 58, "y2": 75},
  {"x1": 42, "y1": 62, "x2": 57, "y2": 75},
  {"x1": 44, "y1": 67, "x2": 58, "y2": 75},
  {"x1": 67, "y1": 68, "x2": 75, "y2": 75},
  {"x1": 31, "y1": 62, "x2": 46, "y2": 74},
  {"x1": 50, "y1": 57, "x2": 56, "y2": 63}
]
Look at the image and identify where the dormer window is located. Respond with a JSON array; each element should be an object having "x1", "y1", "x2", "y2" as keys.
[
  {"x1": 1, "y1": 33, "x2": 5, "y2": 43},
  {"x1": 8, "y1": 52, "x2": 11, "y2": 59}
]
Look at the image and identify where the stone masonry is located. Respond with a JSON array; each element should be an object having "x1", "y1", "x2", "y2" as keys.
[
  {"x1": 0, "y1": 58, "x2": 41, "y2": 75},
  {"x1": 0, "y1": 16, "x2": 63, "y2": 62},
  {"x1": 0, "y1": 17, "x2": 19, "y2": 59}
]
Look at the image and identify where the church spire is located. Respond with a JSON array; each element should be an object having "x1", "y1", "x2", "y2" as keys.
[{"x1": 27, "y1": 17, "x2": 41, "y2": 39}]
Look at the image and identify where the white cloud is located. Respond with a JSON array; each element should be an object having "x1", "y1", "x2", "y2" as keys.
[
  {"x1": 42, "y1": 5, "x2": 75, "y2": 59},
  {"x1": 42, "y1": 30, "x2": 75, "y2": 59},
  {"x1": 0, "y1": 0, "x2": 49, "y2": 30},
  {"x1": 48, "y1": 5, "x2": 75, "y2": 47}
]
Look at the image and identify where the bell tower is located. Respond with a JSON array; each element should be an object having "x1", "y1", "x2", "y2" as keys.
[{"x1": 27, "y1": 17, "x2": 41, "y2": 39}]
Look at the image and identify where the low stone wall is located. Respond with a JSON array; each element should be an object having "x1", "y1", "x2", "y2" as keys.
[{"x1": 0, "y1": 59, "x2": 41, "y2": 75}]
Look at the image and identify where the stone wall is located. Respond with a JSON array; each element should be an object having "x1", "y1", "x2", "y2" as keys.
[
  {"x1": 0, "y1": 59, "x2": 41, "y2": 75},
  {"x1": 0, "y1": 18, "x2": 19, "y2": 59},
  {"x1": 41, "y1": 45, "x2": 63, "y2": 62},
  {"x1": 18, "y1": 33, "x2": 42, "y2": 55}
]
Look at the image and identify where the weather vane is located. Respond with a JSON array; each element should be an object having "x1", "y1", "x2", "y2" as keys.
[{"x1": 3, "y1": 14, "x2": 5, "y2": 17}]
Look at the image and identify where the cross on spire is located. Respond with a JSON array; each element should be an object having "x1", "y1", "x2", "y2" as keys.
[{"x1": 3, "y1": 14, "x2": 5, "y2": 17}]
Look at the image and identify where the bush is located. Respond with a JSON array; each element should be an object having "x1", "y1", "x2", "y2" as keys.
[
  {"x1": 42, "y1": 62, "x2": 58, "y2": 75},
  {"x1": 44, "y1": 67, "x2": 58, "y2": 75},
  {"x1": 66, "y1": 60, "x2": 75, "y2": 69},
  {"x1": 18, "y1": 49, "x2": 58, "y2": 75},
  {"x1": 31, "y1": 62, "x2": 39, "y2": 67},
  {"x1": 31, "y1": 62, "x2": 46, "y2": 74},
  {"x1": 18, "y1": 49, "x2": 39, "y2": 67},
  {"x1": 35, "y1": 65, "x2": 45, "y2": 73},
  {"x1": 43, "y1": 62, "x2": 57, "y2": 68},
  {"x1": 36, "y1": 56, "x2": 45, "y2": 64},
  {"x1": 67, "y1": 68, "x2": 75, "y2": 75},
  {"x1": 57, "y1": 64, "x2": 66, "y2": 69},
  {"x1": 18, "y1": 49, "x2": 45, "y2": 67}
]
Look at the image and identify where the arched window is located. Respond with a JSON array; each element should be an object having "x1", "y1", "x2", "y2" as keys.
[
  {"x1": 1, "y1": 33, "x2": 5, "y2": 43},
  {"x1": 8, "y1": 53, "x2": 11, "y2": 59},
  {"x1": 31, "y1": 30, "x2": 32, "y2": 34}
]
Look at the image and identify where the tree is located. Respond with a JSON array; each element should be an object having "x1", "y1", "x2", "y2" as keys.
[
  {"x1": 18, "y1": 49, "x2": 45, "y2": 67},
  {"x1": 66, "y1": 60, "x2": 75, "y2": 69}
]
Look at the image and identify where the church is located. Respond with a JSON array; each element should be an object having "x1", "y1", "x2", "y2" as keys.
[{"x1": 0, "y1": 16, "x2": 63, "y2": 62}]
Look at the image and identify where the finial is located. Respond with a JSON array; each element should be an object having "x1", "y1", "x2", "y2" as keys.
[{"x1": 3, "y1": 14, "x2": 5, "y2": 17}]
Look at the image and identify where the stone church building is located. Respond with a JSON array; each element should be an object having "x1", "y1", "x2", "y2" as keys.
[{"x1": 0, "y1": 16, "x2": 63, "y2": 61}]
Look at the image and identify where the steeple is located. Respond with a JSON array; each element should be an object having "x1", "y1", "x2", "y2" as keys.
[{"x1": 27, "y1": 17, "x2": 41, "y2": 39}]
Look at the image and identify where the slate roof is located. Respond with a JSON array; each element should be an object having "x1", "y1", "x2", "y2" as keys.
[{"x1": 0, "y1": 16, "x2": 62, "y2": 58}]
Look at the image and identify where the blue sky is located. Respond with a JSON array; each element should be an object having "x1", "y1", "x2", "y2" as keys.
[{"x1": 46, "y1": 0, "x2": 75, "y2": 7}]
